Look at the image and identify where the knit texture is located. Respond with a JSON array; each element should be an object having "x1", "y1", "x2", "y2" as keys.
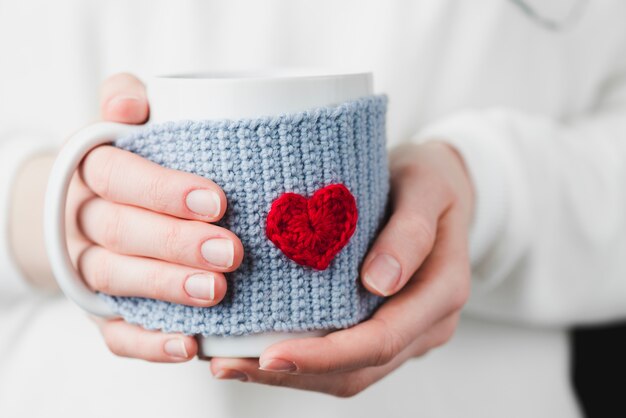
[{"x1": 101, "y1": 95, "x2": 389, "y2": 336}]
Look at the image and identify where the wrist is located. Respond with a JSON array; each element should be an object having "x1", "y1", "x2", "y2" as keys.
[
  {"x1": 9, "y1": 153, "x2": 58, "y2": 290},
  {"x1": 433, "y1": 141, "x2": 475, "y2": 224}
]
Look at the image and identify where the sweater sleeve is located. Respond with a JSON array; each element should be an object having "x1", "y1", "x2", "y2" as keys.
[
  {"x1": 0, "y1": 136, "x2": 53, "y2": 305},
  {"x1": 412, "y1": 69, "x2": 626, "y2": 327}
]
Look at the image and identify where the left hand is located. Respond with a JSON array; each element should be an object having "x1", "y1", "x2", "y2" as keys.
[{"x1": 210, "y1": 141, "x2": 474, "y2": 397}]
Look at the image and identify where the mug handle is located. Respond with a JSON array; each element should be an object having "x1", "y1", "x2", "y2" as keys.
[{"x1": 44, "y1": 122, "x2": 143, "y2": 318}]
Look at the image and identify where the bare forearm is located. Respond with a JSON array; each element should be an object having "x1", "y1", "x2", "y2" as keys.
[{"x1": 9, "y1": 153, "x2": 58, "y2": 290}]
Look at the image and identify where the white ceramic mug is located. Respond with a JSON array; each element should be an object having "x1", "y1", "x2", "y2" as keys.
[{"x1": 44, "y1": 70, "x2": 373, "y2": 358}]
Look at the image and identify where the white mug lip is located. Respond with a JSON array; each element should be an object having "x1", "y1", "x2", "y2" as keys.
[
  {"x1": 146, "y1": 68, "x2": 373, "y2": 122},
  {"x1": 150, "y1": 68, "x2": 372, "y2": 82}
]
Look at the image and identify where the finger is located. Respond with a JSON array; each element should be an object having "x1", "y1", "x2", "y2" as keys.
[
  {"x1": 78, "y1": 198, "x2": 243, "y2": 272},
  {"x1": 95, "y1": 318, "x2": 197, "y2": 362},
  {"x1": 100, "y1": 73, "x2": 149, "y2": 123},
  {"x1": 210, "y1": 314, "x2": 459, "y2": 397},
  {"x1": 80, "y1": 146, "x2": 227, "y2": 222},
  {"x1": 255, "y1": 211, "x2": 470, "y2": 375},
  {"x1": 66, "y1": 173, "x2": 96, "y2": 259},
  {"x1": 78, "y1": 245, "x2": 227, "y2": 306},
  {"x1": 360, "y1": 153, "x2": 454, "y2": 297}
]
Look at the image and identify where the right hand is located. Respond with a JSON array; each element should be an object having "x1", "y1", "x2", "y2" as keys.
[{"x1": 65, "y1": 73, "x2": 244, "y2": 362}]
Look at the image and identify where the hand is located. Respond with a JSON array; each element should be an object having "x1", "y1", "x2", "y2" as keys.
[
  {"x1": 209, "y1": 141, "x2": 473, "y2": 396},
  {"x1": 65, "y1": 73, "x2": 244, "y2": 362}
]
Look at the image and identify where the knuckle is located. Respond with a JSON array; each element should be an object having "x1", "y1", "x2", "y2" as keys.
[
  {"x1": 73, "y1": 197, "x2": 94, "y2": 238},
  {"x1": 451, "y1": 287, "x2": 470, "y2": 312},
  {"x1": 143, "y1": 174, "x2": 172, "y2": 213},
  {"x1": 91, "y1": 251, "x2": 114, "y2": 293},
  {"x1": 372, "y1": 319, "x2": 405, "y2": 367},
  {"x1": 144, "y1": 268, "x2": 168, "y2": 301},
  {"x1": 313, "y1": 338, "x2": 343, "y2": 374},
  {"x1": 101, "y1": 206, "x2": 125, "y2": 250},
  {"x1": 107, "y1": 342, "x2": 125, "y2": 358},
  {"x1": 432, "y1": 331, "x2": 453, "y2": 349},
  {"x1": 78, "y1": 246, "x2": 113, "y2": 293},
  {"x1": 161, "y1": 222, "x2": 185, "y2": 261},
  {"x1": 321, "y1": 358, "x2": 339, "y2": 375},
  {"x1": 333, "y1": 376, "x2": 368, "y2": 398},
  {"x1": 373, "y1": 342, "x2": 395, "y2": 367},
  {"x1": 101, "y1": 327, "x2": 125, "y2": 357},
  {"x1": 393, "y1": 211, "x2": 436, "y2": 250},
  {"x1": 85, "y1": 147, "x2": 120, "y2": 199},
  {"x1": 432, "y1": 318, "x2": 459, "y2": 348},
  {"x1": 450, "y1": 268, "x2": 471, "y2": 311},
  {"x1": 334, "y1": 387, "x2": 358, "y2": 399}
]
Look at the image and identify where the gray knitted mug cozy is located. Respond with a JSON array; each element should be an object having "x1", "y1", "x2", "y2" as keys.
[{"x1": 101, "y1": 95, "x2": 390, "y2": 336}]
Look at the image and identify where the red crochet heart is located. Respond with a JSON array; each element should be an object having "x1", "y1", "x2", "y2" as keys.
[{"x1": 266, "y1": 184, "x2": 358, "y2": 270}]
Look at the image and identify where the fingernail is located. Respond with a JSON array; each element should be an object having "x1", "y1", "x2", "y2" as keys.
[
  {"x1": 107, "y1": 95, "x2": 141, "y2": 110},
  {"x1": 201, "y1": 238, "x2": 234, "y2": 268},
  {"x1": 259, "y1": 358, "x2": 298, "y2": 373},
  {"x1": 106, "y1": 95, "x2": 146, "y2": 121},
  {"x1": 363, "y1": 253, "x2": 402, "y2": 296},
  {"x1": 215, "y1": 369, "x2": 248, "y2": 381},
  {"x1": 184, "y1": 273, "x2": 215, "y2": 301},
  {"x1": 186, "y1": 189, "x2": 221, "y2": 218},
  {"x1": 164, "y1": 338, "x2": 189, "y2": 359}
]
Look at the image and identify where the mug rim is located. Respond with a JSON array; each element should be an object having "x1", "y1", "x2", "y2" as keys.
[
  {"x1": 146, "y1": 69, "x2": 373, "y2": 122},
  {"x1": 151, "y1": 69, "x2": 372, "y2": 83}
]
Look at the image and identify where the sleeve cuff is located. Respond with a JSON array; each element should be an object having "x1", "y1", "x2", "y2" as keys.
[{"x1": 0, "y1": 136, "x2": 53, "y2": 303}]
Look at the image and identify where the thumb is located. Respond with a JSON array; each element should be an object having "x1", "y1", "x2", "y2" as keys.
[
  {"x1": 361, "y1": 175, "x2": 450, "y2": 297},
  {"x1": 100, "y1": 73, "x2": 149, "y2": 124}
]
